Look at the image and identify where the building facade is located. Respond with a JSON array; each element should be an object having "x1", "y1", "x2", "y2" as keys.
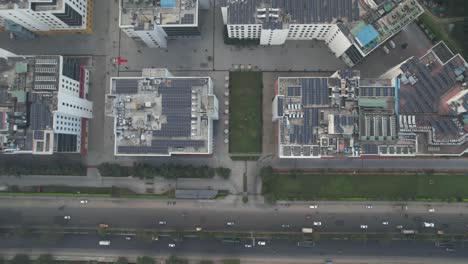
[
  {"x1": 221, "y1": 0, "x2": 423, "y2": 66},
  {"x1": 0, "y1": 48, "x2": 93, "y2": 155},
  {"x1": 0, "y1": 0, "x2": 88, "y2": 33}
]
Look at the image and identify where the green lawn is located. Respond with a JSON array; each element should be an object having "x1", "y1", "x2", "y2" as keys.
[
  {"x1": 262, "y1": 169, "x2": 468, "y2": 202},
  {"x1": 418, "y1": 13, "x2": 464, "y2": 56},
  {"x1": 229, "y1": 71, "x2": 263, "y2": 154}
]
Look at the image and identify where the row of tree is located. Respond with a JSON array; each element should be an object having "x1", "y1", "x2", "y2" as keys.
[
  {"x1": 0, "y1": 255, "x2": 239, "y2": 264},
  {"x1": 0, "y1": 163, "x2": 86, "y2": 176},
  {"x1": 98, "y1": 163, "x2": 231, "y2": 179}
]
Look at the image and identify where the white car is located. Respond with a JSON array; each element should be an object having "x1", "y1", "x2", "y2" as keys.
[
  {"x1": 389, "y1": 40, "x2": 396, "y2": 49},
  {"x1": 382, "y1": 45, "x2": 390, "y2": 54},
  {"x1": 365, "y1": 205, "x2": 373, "y2": 209},
  {"x1": 396, "y1": 225, "x2": 403, "y2": 229},
  {"x1": 168, "y1": 243, "x2": 175, "y2": 248},
  {"x1": 80, "y1": 200, "x2": 88, "y2": 204},
  {"x1": 64, "y1": 216, "x2": 71, "y2": 219},
  {"x1": 257, "y1": 241, "x2": 266, "y2": 246},
  {"x1": 158, "y1": 220, "x2": 167, "y2": 225},
  {"x1": 281, "y1": 224, "x2": 290, "y2": 228},
  {"x1": 423, "y1": 222, "x2": 435, "y2": 228},
  {"x1": 125, "y1": 236, "x2": 132, "y2": 240},
  {"x1": 195, "y1": 227, "x2": 202, "y2": 232},
  {"x1": 360, "y1": 225, "x2": 368, "y2": 229},
  {"x1": 244, "y1": 244, "x2": 252, "y2": 248},
  {"x1": 313, "y1": 222, "x2": 322, "y2": 226},
  {"x1": 309, "y1": 205, "x2": 318, "y2": 209},
  {"x1": 428, "y1": 208, "x2": 435, "y2": 213},
  {"x1": 226, "y1": 221, "x2": 235, "y2": 226},
  {"x1": 382, "y1": 221, "x2": 389, "y2": 225}
]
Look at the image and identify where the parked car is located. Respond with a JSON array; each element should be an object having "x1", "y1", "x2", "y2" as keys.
[
  {"x1": 80, "y1": 200, "x2": 88, "y2": 204},
  {"x1": 382, "y1": 45, "x2": 390, "y2": 54},
  {"x1": 226, "y1": 221, "x2": 235, "y2": 226},
  {"x1": 360, "y1": 225, "x2": 368, "y2": 229},
  {"x1": 313, "y1": 222, "x2": 322, "y2": 226},
  {"x1": 389, "y1": 40, "x2": 396, "y2": 48},
  {"x1": 257, "y1": 240, "x2": 266, "y2": 246},
  {"x1": 309, "y1": 205, "x2": 318, "y2": 209},
  {"x1": 382, "y1": 221, "x2": 389, "y2": 225}
]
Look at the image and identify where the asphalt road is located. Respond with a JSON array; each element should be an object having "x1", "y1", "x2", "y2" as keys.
[
  {"x1": 1, "y1": 197, "x2": 467, "y2": 235},
  {"x1": 1, "y1": 233, "x2": 467, "y2": 263}
]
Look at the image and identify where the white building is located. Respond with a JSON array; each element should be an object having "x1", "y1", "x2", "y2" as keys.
[
  {"x1": 0, "y1": 0, "x2": 88, "y2": 32},
  {"x1": 106, "y1": 69, "x2": 218, "y2": 156},
  {"x1": 119, "y1": 0, "x2": 201, "y2": 48},
  {"x1": 221, "y1": 0, "x2": 424, "y2": 66},
  {"x1": 0, "y1": 49, "x2": 93, "y2": 155}
]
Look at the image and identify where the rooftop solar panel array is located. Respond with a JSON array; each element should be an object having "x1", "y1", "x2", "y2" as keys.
[
  {"x1": 277, "y1": 97, "x2": 284, "y2": 117},
  {"x1": 301, "y1": 78, "x2": 329, "y2": 106},
  {"x1": 360, "y1": 87, "x2": 395, "y2": 97},
  {"x1": 114, "y1": 79, "x2": 139, "y2": 94},
  {"x1": 29, "y1": 101, "x2": 53, "y2": 130},
  {"x1": 181, "y1": 14, "x2": 195, "y2": 24},
  {"x1": 153, "y1": 79, "x2": 193, "y2": 138},
  {"x1": 118, "y1": 140, "x2": 205, "y2": 154},
  {"x1": 363, "y1": 143, "x2": 378, "y2": 154},
  {"x1": 287, "y1": 86, "x2": 301, "y2": 96},
  {"x1": 226, "y1": 0, "x2": 359, "y2": 24}
]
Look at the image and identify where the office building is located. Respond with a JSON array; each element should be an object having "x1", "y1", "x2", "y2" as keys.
[
  {"x1": 221, "y1": 0, "x2": 424, "y2": 66},
  {"x1": 106, "y1": 68, "x2": 218, "y2": 156},
  {"x1": 272, "y1": 42, "x2": 468, "y2": 158},
  {"x1": 0, "y1": 0, "x2": 89, "y2": 35},
  {"x1": 0, "y1": 48, "x2": 93, "y2": 154},
  {"x1": 119, "y1": 0, "x2": 200, "y2": 48}
]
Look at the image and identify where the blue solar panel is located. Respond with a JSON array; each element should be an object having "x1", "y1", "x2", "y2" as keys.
[{"x1": 341, "y1": 116, "x2": 347, "y2": 125}]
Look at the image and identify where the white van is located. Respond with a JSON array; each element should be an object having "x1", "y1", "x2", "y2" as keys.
[{"x1": 99, "y1": 240, "x2": 111, "y2": 246}]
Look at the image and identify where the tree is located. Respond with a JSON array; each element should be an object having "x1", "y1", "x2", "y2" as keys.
[
  {"x1": 115, "y1": 257, "x2": 129, "y2": 264},
  {"x1": 166, "y1": 255, "x2": 188, "y2": 264},
  {"x1": 11, "y1": 254, "x2": 29, "y2": 264},
  {"x1": 137, "y1": 256, "x2": 154, "y2": 264},
  {"x1": 36, "y1": 254, "x2": 54, "y2": 264},
  {"x1": 216, "y1": 167, "x2": 231, "y2": 179}
]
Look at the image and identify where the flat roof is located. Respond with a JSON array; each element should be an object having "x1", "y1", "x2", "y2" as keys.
[
  {"x1": 109, "y1": 75, "x2": 216, "y2": 156},
  {"x1": 120, "y1": 0, "x2": 198, "y2": 28},
  {"x1": 222, "y1": 0, "x2": 361, "y2": 25},
  {"x1": 273, "y1": 70, "x2": 430, "y2": 158},
  {"x1": 397, "y1": 43, "x2": 468, "y2": 152}
]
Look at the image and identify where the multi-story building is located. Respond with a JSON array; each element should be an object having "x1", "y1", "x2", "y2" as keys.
[
  {"x1": 221, "y1": 0, "x2": 424, "y2": 66},
  {"x1": 0, "y1": 48, "x2": 93, "y2": 155},
  {"x1": 119, "y1": 0, "x2": 200, "y2": 48},
  {"x1": 106, "y1": 68, "x2": 218, "y2": 156},
  {"x1": 0, "y1": 0, "x2": 89, "y2": 34},
  {"x1": 272, "y1": 42, "x2": 468, "y2": 159}
]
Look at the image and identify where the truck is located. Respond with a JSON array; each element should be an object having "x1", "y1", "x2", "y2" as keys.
[
  {"x1": 99, "y1": 240, "x2": 110, "y2": 246},
  {"x1": 302, "y1": 228, "x2": 314, "y2": 233}
]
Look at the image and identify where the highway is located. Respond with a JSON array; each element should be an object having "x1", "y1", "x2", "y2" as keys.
[
  {"x1": 1, "y1": 232, "x2": 467, "y2": 263},
  {"x1": 1, "y1": 197, "x2": 467, "y2": 234}
]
